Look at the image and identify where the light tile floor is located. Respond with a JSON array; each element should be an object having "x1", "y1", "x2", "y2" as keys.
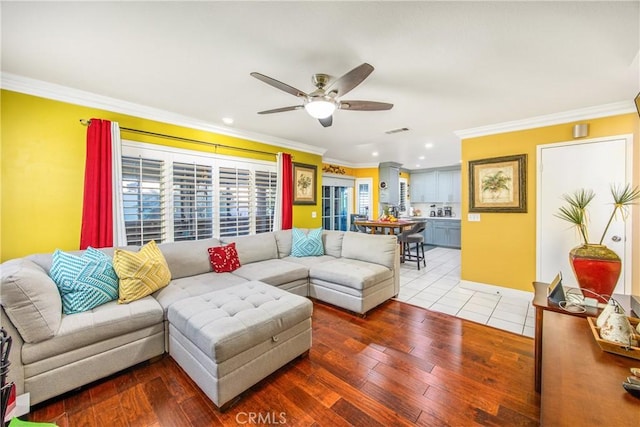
[{"x1": 395, "y1": 247, "x2": 535, "y2": 338}]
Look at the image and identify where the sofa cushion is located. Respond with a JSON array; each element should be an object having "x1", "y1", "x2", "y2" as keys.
[
  {"x1": 341, "y1": 232, "x2": 397, "y2": 269},
  {"x1": 208, "y1": 243, "x2": 241, "y2": 273},
  {"x1": 291, "y1": 228, "x2": 324, "y2": 257},
  {"x1": 154, "y1": 272, "x2": 248, "y2": 316},
  {"x1": 283, "y1": 255, "x2": 336, "y2": 267},
  {"x1": 27, "y1": 246, "x2": 140, "y2": 275},
  {"x1": 310, "y1": 258, "x2": 393, "y2": 290},
  {"x1": 0, "y1": 258, "x2": 62, "y2": 343},
  {"x1": 275, "y1": 229, "x2": 344, "y2": 258},
  {"x1": 221, "y1": 233, "x2": 278, "y2": 265},
  {"x1": 114, "y1": 240, "x2": 171, "y2": 304},
  {"x1": 21, "y1": 296, "x2": 163, "y2": 364},
  {"x1": 50, "y1": 248, "x2": 119, "y2": 314},
  {"x1": 158, "y1": 238, "x2": 220, "y2": 279},
  {"x1": 274, "y1": 229, "x2": 293, "y2": 258},
  {"x1": 322, "y1": 230, "x2": 345, "y2": 258},
  {"x1": 231, "y1": 259, "x2": 309, "y2": 286}
]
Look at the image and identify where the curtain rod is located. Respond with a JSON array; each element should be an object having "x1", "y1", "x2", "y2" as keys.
[{"x1": 79, "y1": 119, "x2": 278, "y2": 158}]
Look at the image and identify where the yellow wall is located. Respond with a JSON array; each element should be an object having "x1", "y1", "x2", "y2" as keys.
[
  {"x1": 1, "y1": 90, "x2": 322, "y2": 261},
  {"x1": 461, "y1": 113, "x2": 640, "y2": 294}
]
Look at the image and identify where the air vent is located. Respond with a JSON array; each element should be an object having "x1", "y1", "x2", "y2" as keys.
[{"x1": 385, "y1": 127, "x2": 410, "y2": 135}]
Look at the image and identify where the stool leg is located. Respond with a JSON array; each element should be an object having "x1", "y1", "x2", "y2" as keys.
[
  {"x1": 420, "y1": 242, "x2": 426, "y2": 268},
  {"x1": 415, "y1": 242, "x2": 420, "y2": 270}
]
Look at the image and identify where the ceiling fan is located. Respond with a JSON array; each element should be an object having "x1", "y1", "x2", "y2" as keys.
[{"x1": 250, "y1": 63, "x2": 393, "y2": 127}]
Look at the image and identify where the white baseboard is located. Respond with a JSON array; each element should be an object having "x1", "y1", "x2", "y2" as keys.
[{"x1": 459, "y1": 280, "x2": 533, "y2": 301}]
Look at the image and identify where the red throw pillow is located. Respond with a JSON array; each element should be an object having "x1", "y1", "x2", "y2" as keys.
[{"x1": 207, "y1": 243, "x2": 241, "y2": 273}]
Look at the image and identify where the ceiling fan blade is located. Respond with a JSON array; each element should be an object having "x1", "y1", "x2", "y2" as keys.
[
  {"x1": 319, "y1": 116, "x2": 333, "y2": 127},
  {"x1": 257, "y1": 105, "x2": 304, "y2": 114},
  {"x1": 326, "y1": 63, "x2": 374, "y2": 97},
  {"x1": 339, "y1": 100, "x2": 393, "y2": 111},
  {"x1": 250, "y1": 72, "x2": 308, "y2": 98}
]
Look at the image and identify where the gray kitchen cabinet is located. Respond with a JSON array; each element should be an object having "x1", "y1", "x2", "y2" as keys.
[
  {"x1": 423, "y1": 219, "x2": 434, "y2": 244},
  {"x1": 410, "y1": 168, "x2": 460, "y2": 203},
  {"x1": 436, "y1": 169, "x2": 461, "y2": 203},
  {"x1": 438, "y1": 170, "x2": 454, "y2": 202},
  {"x1": 410, "y1": 172, "x2": 426, "y2": 203},
  {"x1": 428, "y1": 219, "x2": 460, "y2": 248},
  {"x1": 409, "y1": 171, "x2": 436, "y2": 203},
  {"x1": 451, "y1": 169, "x2": 461, "y2": 203},
  {"x1": 379, "y1": 162, "x2": 401, "y2": 205}
]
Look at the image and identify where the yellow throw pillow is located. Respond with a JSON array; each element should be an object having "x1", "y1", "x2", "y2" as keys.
[{"x1": 113, "y1": 240, "x2": 171, "y2": 304}]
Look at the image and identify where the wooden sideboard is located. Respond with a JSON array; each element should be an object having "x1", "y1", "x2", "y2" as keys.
[
  {"x1": 540, "y1": 311, "x2": 639, "y2": 425},
  {"x1": 532, "y1": 282, "x2": 640, "y2": 425}
]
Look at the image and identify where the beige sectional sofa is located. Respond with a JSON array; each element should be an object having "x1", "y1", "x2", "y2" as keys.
[{"x1": 0, "y1": 229, "x2": 399, "y2": 407}]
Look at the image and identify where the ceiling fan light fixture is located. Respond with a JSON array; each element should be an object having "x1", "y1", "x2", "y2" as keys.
[{"x1": 304, "y1": 99, "x2": 336, "y2": 119}]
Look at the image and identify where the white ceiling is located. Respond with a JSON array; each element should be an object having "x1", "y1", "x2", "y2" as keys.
[{"x1": 2, "y1": 1, "x2": 639, "y2": 170}]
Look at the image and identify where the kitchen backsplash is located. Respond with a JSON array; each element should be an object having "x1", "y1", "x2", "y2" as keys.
[{"x1": 409, "y1": 202, "x2": 461, "y2": 218}]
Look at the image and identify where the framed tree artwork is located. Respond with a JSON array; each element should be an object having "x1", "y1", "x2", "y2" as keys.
[
  {"x1": 293, "y1": 163, "x2": 317, "y2": 205},
  {"x1": 469, "y1": 154, "x2": 527, "y2": 213}
]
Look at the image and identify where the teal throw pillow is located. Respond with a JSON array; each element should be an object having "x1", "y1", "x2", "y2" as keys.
[
  {"x1": 291, "y1": 227, "x2": 324, "y2": 257},
  {"x1": 50, "y1": 247, "x2": 119, "y2": 314}
]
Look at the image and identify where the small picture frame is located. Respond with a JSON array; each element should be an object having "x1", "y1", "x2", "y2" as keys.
[
  {"x1": 293, "y1": 163, "x2": 317, "y2": 205},
  {"x1": 469, "y1": 154, "x2": 527, "y2": 213}
]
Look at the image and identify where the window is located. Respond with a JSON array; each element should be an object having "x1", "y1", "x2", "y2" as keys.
[
  {"x1": 122, "y1": 156, "x2": 165, "y2": 246},
  {"x1": 399, "y1": 177, "x2": 408, "y2": 213},
  {"x1": 173, "y1": 162, "x2": 213, "y2": 241},
  {"x1": 355, "y1": 178, "x2": 373, "y2": 218},
  {"x1": 121, "y1": 141, "x2": 276, "y2": 245},
  {"x1": 255, "y1": 170, "x2": 277, "y2": 234},
  {"x1": 218, "y1": 166, "x2": 251, "y2": 237}
]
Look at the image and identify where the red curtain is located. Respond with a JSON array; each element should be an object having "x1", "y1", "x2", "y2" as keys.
[
  {"x1": 281, "y1": 153, "x2": 293, "y2": 229},
  {"x1": 79, "y1": 119, "x2": 113, "y2": 249}
]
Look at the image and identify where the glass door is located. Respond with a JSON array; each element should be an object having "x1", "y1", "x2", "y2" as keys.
[{"x1": 322, "y1": 185, "x2": 349, "y2": 231}]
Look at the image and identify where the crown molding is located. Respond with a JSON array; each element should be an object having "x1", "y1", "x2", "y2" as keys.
[
  {"x1": 0, "y1": 73, "x2": 327, "y2": 156},
  {"x1": 454, "y1": 101, "x2": 636, "y2": 139}
]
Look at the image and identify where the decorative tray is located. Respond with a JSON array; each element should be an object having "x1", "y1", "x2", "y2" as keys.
[{"x1": 587, "y1": 316, "x2": 640, "y2": 361}]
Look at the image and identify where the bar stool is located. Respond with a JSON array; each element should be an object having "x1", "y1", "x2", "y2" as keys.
[{"x1": 398, "y1": 221, "x2": 427, "y2": 270}]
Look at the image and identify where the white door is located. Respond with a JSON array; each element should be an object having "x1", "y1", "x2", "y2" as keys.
[{"x1": 537, "y1": 136, "x2": 633, "y2": 295}]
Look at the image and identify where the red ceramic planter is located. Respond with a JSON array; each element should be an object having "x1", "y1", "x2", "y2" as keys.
[{"x1": 569, "y1": 244, "x2": 621, "y2": 303}]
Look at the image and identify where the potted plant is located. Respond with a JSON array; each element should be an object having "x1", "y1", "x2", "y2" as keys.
[{"x1": 556, "y1": 184, "x2": 640, "y2": 302}]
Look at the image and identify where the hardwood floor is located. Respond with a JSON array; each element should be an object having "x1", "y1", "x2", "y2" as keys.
[{"x1": 28, "y1": 300, "x2": 540, "y2": 426}]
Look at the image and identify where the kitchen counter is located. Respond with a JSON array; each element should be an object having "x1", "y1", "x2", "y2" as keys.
[
  {"x1": 402, "y1": 216, "x2": 460, "y2": 221},
  {"x1": 400, "y1": 217, "x2": 461, "y2": 248}
]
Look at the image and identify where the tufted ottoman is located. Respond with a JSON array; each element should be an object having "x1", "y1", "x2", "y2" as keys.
[{"x1": 167, "y1": 281, "x2": 313, "y2": 409}]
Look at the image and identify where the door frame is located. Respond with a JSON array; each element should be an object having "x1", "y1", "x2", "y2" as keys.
[{"x1": 535, "y1": 133, "x2": 634, "y2": 294}]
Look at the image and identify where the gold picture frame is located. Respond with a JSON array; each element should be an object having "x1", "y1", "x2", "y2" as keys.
[
  {"x1": 293, "y1": 163, "x2": 317, "y2": 205},
  {"x1": 469, "y1": 154, "x2": 527, "y2": 213}
]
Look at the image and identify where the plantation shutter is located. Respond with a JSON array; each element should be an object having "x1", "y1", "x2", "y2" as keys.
[
  {"x1": 358, "y1": 183, "x2": 371, "y2": 216},
  {"x1": 121, "y1": 156, "x2": 165, "y2": 245},
  {"x1": 255, "y1": 169, "x2": 277, "y2": 234},
  {"x1": 219, "y1": 166, "x2": 251, "y2": 237},
  {"x1": 399, "y1": 180, "x2": 407, "y2": 212},
  {"x1": 173, "y1": 162, "x2": 213, "y2": 241}
]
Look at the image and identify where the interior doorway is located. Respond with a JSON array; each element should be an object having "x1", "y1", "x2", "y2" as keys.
[
  {"x1": 537, "y1": 135, "x2": 633, "y2": 295},
  {"x1": 322, "y1": 185, "x2": 351, "y2": 231}
]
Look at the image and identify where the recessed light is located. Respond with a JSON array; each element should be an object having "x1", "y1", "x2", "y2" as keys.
[
  {"x1": 372, "y1": 152, "x2": 379, "y2": 157},
  {"x1": 415, "y1": 164, "x2": 420, "y2": 168},
  {"x1": 419, "y1": 156, "x2": 425, "y2": 160},
  {"x1": 222, "y1": 117, "x2": 234, "y2": 125},
  {"x1": 425, "y1": 143, "x2": 434, "y2": 149}
]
